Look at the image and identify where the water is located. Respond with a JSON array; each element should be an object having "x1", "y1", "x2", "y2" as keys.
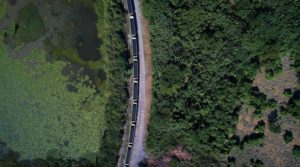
[
  {"x1": 0, "y1": 0, "x2": 101, "y2": 61},
  {"x1": 9, "y1": 0, "x2": 17, "y2": 6},
  {"x1": 0, "y1": 0, "x2": 104, "y2": 162}
]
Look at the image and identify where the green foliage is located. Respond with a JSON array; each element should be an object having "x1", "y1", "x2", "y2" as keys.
[
  {"x1": 283, "y1": 130, "x2": 293, "y2": 143},
  {"x1": 251, "y1": 158, "x2": 264, "y2": 167},
  {"x1": 281, "y1": 90, "x2": 300, "y2": 120},
  {"x1": 0, "y1": 0, "x2": 129, "y2": 166},
  {"x1": 268, "y1": 122, "x2": 281, "y2": 134},
  {"x1": 0, "y1": 0, "x2": 7, "y2": 20},
  {"x1": 283, "y1": 89, "x2": 292, "y2": 98},
  {"x1": 254, "y1": 121, "x2": 265, "y2": 134},
  {"x1": 15, "y1": 4, "x2": 45, "y2": 45},
  {"x1": 249, "y1": 89, "x2": 276, "y2": 117},
  {"x1": 242, "y1": 133, "x2": 264, "y2": 147},
  {"x1": 292, "y1": 145, "x2": 300, "y2": 159},
  {"x1": 79, "y1": 0, "x2": 96, "y2": 9},
  {"x1": 0, "y1": 42, "x2": 105, "y2": 160},
  {"x1": 44, "y1": 42, "x2": 104, "y2": 89},
  {"x1": 0, "y1": 0, "x2": 128, "y2": 165},
  {"x1": 287, "y1": 99, "x2": 300, "y2": 120},
  {"x1": 169, "y1": 158, "x2": 180, "y2": 167},
  {"x1": 159, "y1": 64, "x2": 183, "y2": 95},
  {"x1": 143, "y1": 0, "x2": 300, "y2": 165},
  {"x1": 245, "y1": 137, "x2": 264, "y2": 147},
  {"x1": 95, "y1": 0, "x2": 130, "y2": 166}
]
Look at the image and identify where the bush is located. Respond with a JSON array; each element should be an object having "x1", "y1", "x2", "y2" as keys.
[
  {"x1": 96, "y1": 0, "x2": 130, "y2": 166},
  {"x1": 251, "y1": 158, "x2": 264, "y2": 167},
  {"x1": 268, "y1": 122, "x2": 281, "y2": 134},
  {"x1": 169, "y1": 158, "x2": 180, "y2": 167},
  {"x1": 283, "y1": 130, "x2": 294, "y2": 143},
  {"x1": 254, "y1": 120, "x2": 265, "y2": 134},
  {"x1": 292, "y1": 145, "x2": 300, "y2": 159},
  {"x1": 242, "y1": 133, "x2": 264, "y2": 147}
]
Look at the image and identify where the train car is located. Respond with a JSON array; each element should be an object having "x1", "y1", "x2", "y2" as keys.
[
  {"x1": 133, "y1": 96, "x2": 138, "y2": 104},
  {"x1": 127, "y1": 0, "x2": 135, "y2": 14},
  {"x1": 132, "y1": 38, "x2": 138, "y2": 58},
  {"x1": 129, "y1": 125, "x2": 135, "y2": 146},
  {"x1": 132, "y1": 103, "x2": 138, "y2": 122},
  {"x1": 125, "y1": 146, "x2": 132, "y2": 166},
  {"x1": 133, "y1": 60, "x2": 139, "y2": 79},
  {"x1": 133, "y1": 82, "x2": 139, "y2": 100},
  {"x1": 130, "y1": 17, "x2": 137, "y2": 37},
  {"x1": 132, "y1": 104, "x2": 137, "y2": 123},
  {"x1": 126, "y1": 0, "x2": 139, "y2": 166}
]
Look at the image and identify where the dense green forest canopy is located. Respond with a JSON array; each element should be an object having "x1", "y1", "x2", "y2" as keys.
[
  {"x1": 143, "y1": 0, "x2": 300, "y2": 166},
  {"x1": 96, "y1": 0, "x2": 130, "y2": 166}
]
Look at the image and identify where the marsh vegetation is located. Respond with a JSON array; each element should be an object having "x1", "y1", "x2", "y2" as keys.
[{"x1": 0, "y1": 0, "x2": 129, "y2": 166}]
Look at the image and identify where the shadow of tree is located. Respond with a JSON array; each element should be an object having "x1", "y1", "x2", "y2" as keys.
[{"x1": 0, "y1": 140, "x2": 98, "y2": 167}]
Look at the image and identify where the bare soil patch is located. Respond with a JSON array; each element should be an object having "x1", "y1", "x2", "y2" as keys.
[
  {"x1": 253, "y1": 57, "x2": 299, "y2": 104},
  {"x1": 141, "y1": 5, "x2": 153, "y2": 147},
  {"x1": 231, "y1": 112, "x2": 300, "y2": 167},
  {"x1": 236, "y1": 105, "x2": 260, "y2": 138},
  {"x1": 148, "y1": 146, "x2": 192, "y2": 167},
  {"x1": 230, "y1": 57, "x2": 300, "y2": 166}
]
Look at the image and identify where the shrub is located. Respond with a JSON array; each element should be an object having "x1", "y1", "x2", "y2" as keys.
[
  {"x1": 268, "y1": 122, "x2": 281, "y2": 134},
  {"x1": 283, "y1": 130, "x2": 293, "y2": 143},
  {"x1": 292, "y1": 145, "x2": 300, "y2": 159},
  {"x1": 254, "y1": 120, "x2": 265, "y2": 134}
]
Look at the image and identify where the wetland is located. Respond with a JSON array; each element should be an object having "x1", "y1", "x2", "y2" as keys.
[{"x1": 0, "y1": 0, "x2": 108, "y2": 163}]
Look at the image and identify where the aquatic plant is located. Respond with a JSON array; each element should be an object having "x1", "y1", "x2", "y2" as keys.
[
  {"x1": 0, "y1": 42, "x2": 105, "y2": 160},
  {"x1": 0, "y1": 0, "x2": 7, "y2": 20},
  {"x1": 15, "y1": 4, "x2": 45, "y2": 45}
]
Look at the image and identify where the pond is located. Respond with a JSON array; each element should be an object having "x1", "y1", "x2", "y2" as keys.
[
  {"x1": 0, "y1": 0, "x2": 105, "y2": 162},
  {"x1": 0, "y1": 0, "x2": 101, "y2": 61}
]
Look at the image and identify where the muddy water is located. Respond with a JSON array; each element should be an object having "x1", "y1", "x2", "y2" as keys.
[
  {"x1": 70, "y1": 1, "x2": 101, "y2": 61},
  {"x1": 0, "y1": 0, "x2": 101, "y2": 61},
  {"x1": 9, "y1": 0, "x2": 17, "y2": 6}
]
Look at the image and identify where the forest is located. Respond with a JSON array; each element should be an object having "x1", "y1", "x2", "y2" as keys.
[
  {"x1": 0, "y1": 0, "x2": 129, "y2": 166},
  {"x1": 143, "y1": 0, "x2": 300, "y2": 166},
  {"x1": 96, "y1": 0, "x2": 130, "y2": 166}
]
